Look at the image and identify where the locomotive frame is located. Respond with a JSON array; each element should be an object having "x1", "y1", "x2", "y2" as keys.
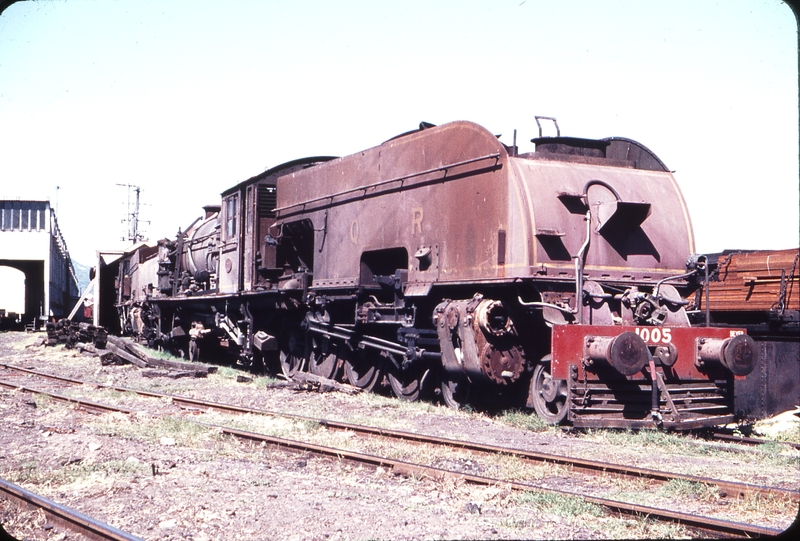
[{"x1": 108, "y1": 120, "x2": 759, "y2": 430}]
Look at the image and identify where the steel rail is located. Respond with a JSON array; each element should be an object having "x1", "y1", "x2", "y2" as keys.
[
  {"x1": 0, "y1": 477, "x2": 144, "y2": 541},
  {"x1": 712, "y1": 431, "x2": 800, "y2": 451},
  {"x1": 316, "y1": 419, "x2": 800, "y2": 503},
  {"x1": 1, "y1": 362, "x2": 797, "y2": 503},
  {"x1": 0, "y1": 375, "x2": 786, "y2": 538},
  {"x1": 0, "y1": 379, "x2": 136, "y2": 415},
  {"x1": 210, "y1": 424, "x2": 784, "y2": 538}
]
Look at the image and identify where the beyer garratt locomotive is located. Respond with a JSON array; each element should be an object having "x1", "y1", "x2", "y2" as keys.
[{"x1": 110, "y1": 119, "x2": 759, "y2": 429}]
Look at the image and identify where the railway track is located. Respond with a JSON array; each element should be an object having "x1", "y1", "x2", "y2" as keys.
[
  {"x1": 6, "y1": 361, "x2": 794, "y2": 452},
  {"x1": 1, "y1": 361, "x2": 796, "y2": 503},
  {"x1": 0, "y1": 362, "x2": 791, "y2": 537},
  {"x1": 0, "y1": 476, "x2": 144, "y2": 541}
]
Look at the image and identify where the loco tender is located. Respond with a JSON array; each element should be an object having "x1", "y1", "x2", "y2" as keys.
[{"x1": 114, "y1": 120, "x2": 758, "y2": 429}]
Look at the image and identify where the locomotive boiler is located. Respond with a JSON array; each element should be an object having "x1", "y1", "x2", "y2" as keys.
[{"x1": 114, "y1": 119, "x2": 758, "y2": 429}]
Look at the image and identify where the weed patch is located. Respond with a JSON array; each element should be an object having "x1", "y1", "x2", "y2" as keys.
[
  {"x1": 496, "y1": 409, "x2": 555, "y2": 433},
  {"x1": 513, "y1": 490, "x2": 604, "y2": 517},
  {"x1": 32, "y1": 394, "x2": 53, "y2": 410},
  {"x1": 88, "y1": 413, "x2": 218, "y2": 447},
  {"x1": 658, "y1": 478, "x2": 720, "y2": 501}
]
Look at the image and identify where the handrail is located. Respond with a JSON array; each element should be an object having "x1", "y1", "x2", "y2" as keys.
[{"x1": 274, "y1": 152, "x2": 501, "y2": 218}]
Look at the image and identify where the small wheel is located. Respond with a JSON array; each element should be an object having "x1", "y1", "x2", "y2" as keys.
[
  {"x1": 308, "y1": 336, "x2": 341, "y2": 380},
  {"x1": 531, "y1": 360, "x2": 569, "y2": 424},
  {"x1": 388, "y1": 358, "x2": 429, "y2": 402},
  {"x1": 343, "y1": 348, "x2": 383, "y2": 391},
  {"x1": 441, "y1": 372, "x2": 470, "y2": 409},
  {"x1": 279, "y1": 331, "x2": 306, "y2": 378}
]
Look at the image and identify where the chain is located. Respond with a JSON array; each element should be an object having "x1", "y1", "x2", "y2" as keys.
[
  {"x1": 772, "y1": 251, "x2": 799, "y2": 315},
  {"x1": 579, "y1": 360, "x2": 590, "y2": 408},
  {"x1": 690, "y1": 253, "x2": 732, "y2": 311},
  {"x1": 711, "y1": 253, "x2": 734, "y2": 281}
]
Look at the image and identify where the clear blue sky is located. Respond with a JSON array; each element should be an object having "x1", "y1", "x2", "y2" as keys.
[{"x1": 1, "y1": 0, "x2": 797, "y2": 265}]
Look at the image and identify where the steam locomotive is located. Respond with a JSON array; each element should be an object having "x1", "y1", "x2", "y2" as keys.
[{"x1": 112, "y1": 119, "x2": 758, "y2": 429}]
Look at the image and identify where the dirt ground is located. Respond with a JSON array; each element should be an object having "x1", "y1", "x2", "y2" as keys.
[{"x1": 0, "y1": 331, "x2": 797, "y2": 540}]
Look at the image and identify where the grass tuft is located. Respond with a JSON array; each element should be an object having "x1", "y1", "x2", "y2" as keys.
[
  {"x1": 88, "y1": 413, "x2": 218, "y2": 447},
  {"x1": 513, "y1": 490, "x2": 604, "y2": 518},
  {"x1": 32, "y1": 394, "x2": 53, "y2": 410},
  {"x1": 658, "y1": 478, "x2": 720, "y2": 501},
  {"x1": 496, "y1": 409, "x2": 555, "y2": 433},
  {"x1": 6, "y1": 457, "x2": 151, "y2": 488}
]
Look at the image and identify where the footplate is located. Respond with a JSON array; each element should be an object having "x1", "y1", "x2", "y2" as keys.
[{"x1": 568, "y1": 368, "x2": 734, "y2": 429}]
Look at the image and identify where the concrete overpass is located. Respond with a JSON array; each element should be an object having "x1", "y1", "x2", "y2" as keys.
[{"x1": 0, "y1": 199, "x2": 79, "y2": 328}]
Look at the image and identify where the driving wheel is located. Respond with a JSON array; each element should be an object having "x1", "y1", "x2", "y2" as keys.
[
  {"x1": 388, "y1": 357, "x2": 429, "y2": 402},
  {"x1": 343, "y1": 348, "x2": 383, "y2": 391},
  {"x1": 308, "y1": 335, "x2": 341, "y2": 380},
  {"x1": 441, "y1": 372, "x2": 470, "y2": 409},
  {"x1": 279, "y1": 330, "x2": 306, "y2": 378}
]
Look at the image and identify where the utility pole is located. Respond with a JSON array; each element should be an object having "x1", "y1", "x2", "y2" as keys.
[{"x1": 116, "y1": 184, "x2": 148, "y2": 244}]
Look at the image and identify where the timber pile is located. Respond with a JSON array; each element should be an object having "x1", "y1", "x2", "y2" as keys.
[
  {"x1": 141, "y1": 369, "x2": 199, "y2": 379},
  {"x1": 707, "y1": 248, "x2": 800, "y2": 312},
  {"x1": 45, "y1": 319, "x2": 107, "y2": 348},
  {"x1": 287, "y1": 371, "x2": 362, "y2": 395},
  {"x1": 75, "y1": 342, "x2": 115, "y2": 365},
  {"x1": 39, "y1": 321, "x2": 218, "y2": 379},
  {"x1": 105, "y1": 335, "x2": 216, "y2": 377}
]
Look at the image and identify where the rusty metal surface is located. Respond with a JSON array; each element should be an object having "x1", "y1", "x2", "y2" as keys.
[
  {"x1": 509, "y1": 157, "x2": 693, "y2": 282},
  {"x1": 0, "y1": 477, "x2": 145, "y2": 541},
  {"x1": 275, "y1": 121, "x2": 694, "y2": 291},
  {"x1": 551, "y1": 324, "x2": 751, "y2": 381},
  {"x1": 102, "y1": 119, "x2": 775, "y2": 428},
  {"x1": 700, "y1": 249, "x2": 800, "y2": 419},
  {"x1": 276, "y1": 122, "x2": 508, "y2": 290},
  {"x1": 705, "y1": 248, "x2": 800, "y2": 312},
  {"x1": 435, "y1": 295, "x2": 525, "y2": 386},
  {"x1": 602, "y1": 137, "x2": 671, "y2": 172},
  {"x1": 180, "y1": 213, "x2": 219, "y2": 281},
  {"x1": 551, "y1": 325, "x2": 756, "y2": 428}
]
